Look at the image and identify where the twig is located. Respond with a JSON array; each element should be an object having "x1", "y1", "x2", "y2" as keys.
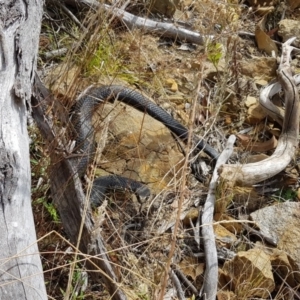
[
  {"x1": 43, "y1": 48, "x2": 68, "y2": 59},
  {"x1": 174, "y1": 267, "x2": 198, "y2": 295},
  {"x1": 57, "y1": 1, "x2": 87, "y2": 31},
  {"x1": 169, "y1": 270, "x2": 185, "y2": 300},
  {"x1": 201, "y1": 134, "x2": 236, "y2": 300}
]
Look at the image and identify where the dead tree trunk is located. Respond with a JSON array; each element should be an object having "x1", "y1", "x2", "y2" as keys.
[{"x1": 0, "y1": 1, "x2": 47, "y2": 299}]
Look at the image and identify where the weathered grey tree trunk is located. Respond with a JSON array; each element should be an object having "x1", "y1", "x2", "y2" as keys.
[{"x1": 0, "y1": 1, "x2": 47, "y2": 299}]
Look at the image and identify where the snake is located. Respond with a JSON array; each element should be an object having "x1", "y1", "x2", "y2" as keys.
[{"x1": 71, "y1": 85, "x2": 220, "y2": 206}]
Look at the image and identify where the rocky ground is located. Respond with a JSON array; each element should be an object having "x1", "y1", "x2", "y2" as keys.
[{"x1": 32, "y1": 0, "x2": 300, "y2": 299}]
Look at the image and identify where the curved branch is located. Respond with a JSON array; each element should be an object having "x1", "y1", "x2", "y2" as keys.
[
  {"x1": 219, "y1": 38, "x2": 299, "y2": 186},
  {"x1": 61, "y1": 0, "x2": 213, "y2": 45}
]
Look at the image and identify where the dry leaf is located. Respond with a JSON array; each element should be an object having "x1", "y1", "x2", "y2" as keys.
[
  {"x1": 287, "y1": 0, "x2": 300, "y2": 9},
  {"x1": 255, "y1": 16, "x2": 278, "y2": 56},
  {"x1": 247, "y1": 102, "x2": 267, "y2": 124},
  {"x1": 178, "y1": 257, "x2": 204, "y2": 280},
  {"x1": 237, "y1": 134, "x2": 278, "y2": 152}
]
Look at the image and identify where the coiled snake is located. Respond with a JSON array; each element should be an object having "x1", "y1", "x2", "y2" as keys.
[{"x1": 70, "y1": 85, "x2": 219, "y2": 206}]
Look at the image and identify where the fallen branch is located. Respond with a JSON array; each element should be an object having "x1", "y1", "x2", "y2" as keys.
[
  {"x1": 61, "y1": 0, "x2": 213, "y2": 45},
  {"x1": 219, "y1": 37, "x2": 299, "y2": 186},
  {"x1": 201, "y1": 135, "x2": 236, "y2": 300}
]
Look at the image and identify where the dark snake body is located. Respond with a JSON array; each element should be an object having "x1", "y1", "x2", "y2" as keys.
[{"x1": 71, "y1": 85, "x2": 219, "y2": 206}]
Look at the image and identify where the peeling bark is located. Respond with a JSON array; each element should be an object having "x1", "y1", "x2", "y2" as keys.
[{"x1": 0, "y1": 1, "x2": 47, "y2": 299}]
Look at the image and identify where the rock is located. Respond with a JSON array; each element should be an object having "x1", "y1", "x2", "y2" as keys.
[
  {"x1": 214, "y1": 223, "x2": 237, "y2": 248},
  {"x1": 223, "y1": 248, "x2": 275, "y2": 298},
  {"x1": 250, "y1": 202, "x2": 300, "y2": 273},
  {"x1": 94, "y1": 101, "x2": 184, "y2": 194},
  {"x1": 269, "y1": 248, "x2": 299, "y2": 287},
  {"x1": 254, "y1": 243, "x2": 300, "y2": 287},
  {"x1": 165, "y1": 78, "x2": 178, "y2": 92},
  {"x1": 246, "y1": 101, "x2": 267, "y2": 124},
  {"x1": 278, "y1": 20, "x2": 300, "y2": 48},
  {"x1": 240, "y1": 57, "x2": 277, "y2": 81}
]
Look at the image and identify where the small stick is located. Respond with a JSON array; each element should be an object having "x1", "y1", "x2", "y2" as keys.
[
  {"x1": 169, "y1": 270, "x2": 185, "y2": 300},
  {"x1": 56, "y1": 0, "x2": 87, "y2": 31},
  {"x1": 201, "y1": 135, "x2": 236, "y2": 300}
]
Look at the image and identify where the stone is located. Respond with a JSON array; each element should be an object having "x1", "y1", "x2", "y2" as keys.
[
  {"x1": 94, "y1": 100, "x2": 184, "y2": 194},
  {"x1": 223, "y1": 248, "x2": 275, "y2": 298},
  {"x1": 246, "y1": 102, "x2": 267, "y2": 124},
  {"x1": 240, "y1": 57, "x2": 277, "y2": 81},
  {"x1": 250, "y1": 202, "x2": 300, "y2": 273},
  {"x1": 278, "y1": 20, "x2": 300, "y2": 48},
  {"x1": 214, "y1": 223, "x2": 237, "y2": 248}
]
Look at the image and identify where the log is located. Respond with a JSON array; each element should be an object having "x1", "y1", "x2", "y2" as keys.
[{"x1": 0, "y1": 1, "x2": 47, "y2": 298}]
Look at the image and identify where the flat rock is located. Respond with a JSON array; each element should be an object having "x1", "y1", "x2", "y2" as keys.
[
  {"x1": 94, "y1": 101, "x2": 184, "y2": 194},
  {"x1": 223, "y1": 248, "x2": 275, "y2": 298},
  {"x1": 240, "y1": 57, "x2": 277, "y2": 81},
  {"x1": 250, "y1": 202, "x2": 300, "y2": 269}
]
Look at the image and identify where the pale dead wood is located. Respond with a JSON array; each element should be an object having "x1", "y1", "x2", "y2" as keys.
[
  {"x1": 169, "y1": 270, "x2": 185, "y2": 300},
  {"x1": 201, "y1": 135, "x2": 236, "y2": 300},
  {"x1": 61, "y1": 0, "x2": 213, "y2": 45},
  {"x1": 219, "y1": 38, "x2": 299, "y2": 186},
  {"x1": 31, "y1": 77, "x2": 127, "y2": 300},
  {"x1": 259, "y1": 73, "x2": 300, "y2": 126},
  {"x1": 0, "y1": 1, "x2": 47, "y2": 298}
]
